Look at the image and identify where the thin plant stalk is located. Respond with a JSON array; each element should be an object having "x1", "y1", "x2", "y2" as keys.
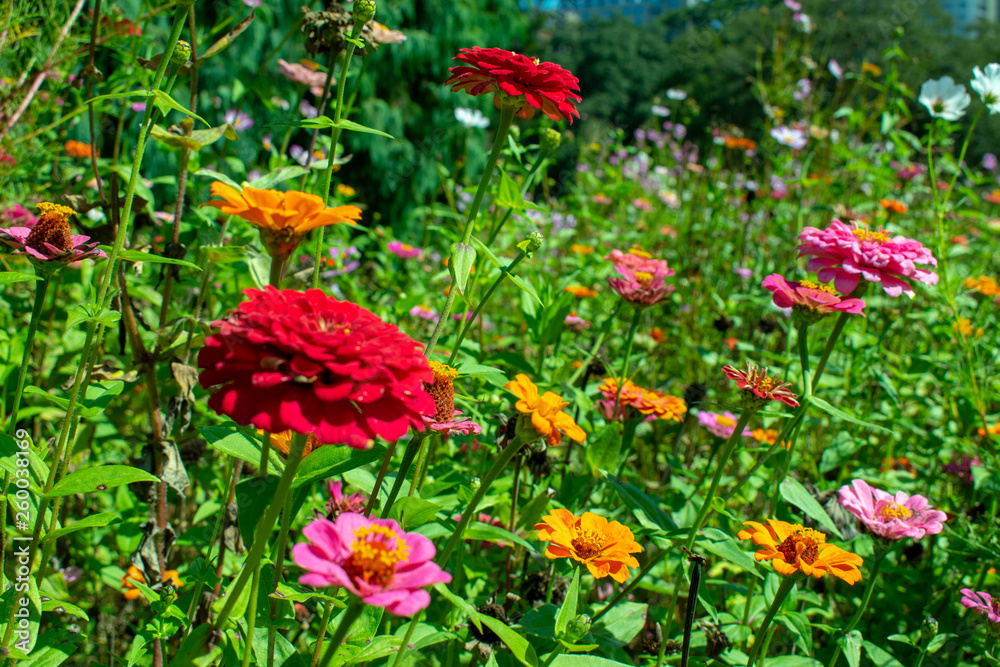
[
  {"x1": 825, "y1": 553, "x2": 886, "y2": 667},
  {"x1": 241, "y1": 562, "x2": 263, "y2": 667},
  {"x1": 380, "y1": 434, "x2": 426, "y2": 518},
  {"x1": 390, "y1": 612, "x2": 423, "y2": 667},
  {"x1": 745, "y1": 576, "x2": 796, "y2": 666},
  {"x1": 318, "y1": 598, "x2": 366, "y2": 667},
  {"x1": 310, "y1": 595, "x2": 338, "y2": 667}
]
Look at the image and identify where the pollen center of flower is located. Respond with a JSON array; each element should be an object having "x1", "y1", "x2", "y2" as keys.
[
  {"x1": 851, "y1": 227, "x2": 891, "y2": 244},
  {"x1": 634, "y1": 271, "x2": 653, "y2": 286},
  {"x1": 878, "y1": 502, "x2": 912, "y2": 520},
  {"x1": 628, "y1": 247, "x2": 652, "y2": 259},
  {"x1": 25, "y1": 211, "x2": 74, "y2": 253},
  {"x1": 716, "y1": 415, "x2": 736, "y2": 427},
  {"x1": 799, "y1": 280, "x2": 836, "y2": 294},
  {"x1": 427, "y1": 360, "x2": 458, "y2": 423},
  {"x1": 570, "y1": 529, "x2": 604, "y2": 560},
  {"x1": 345, "y1": 525, "x2": 409, "y2": 587},
  {"x1": 776, "y1": 528, "x2": 825, "y2": 565}
]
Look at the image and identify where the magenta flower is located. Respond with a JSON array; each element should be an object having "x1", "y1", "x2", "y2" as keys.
[
  {"x1": 423, "y1": 410, "x2": 482, "y2": 436},
  {"x1": 960, "y1": 589, "x2": 1000, "y2": 623},
  {"x1": 2, "y1": 204, "x2": 37, "y2": 227},
  {"x1": 762, "y1": 274, "x2": 866, "y2": 317},
  {"x1": 223, "y1": 109, "x2": 254, "y2": 131},
  {"x1": 292, "y1": 513, "x2": 451, "y2": 616},
  {"x1": 563, "y1": 312, "x2": 591, "y2": 332},
  {"x1": 837, "y1": 479, "x2": 947, "y2": 541},
  {"x1": 697, "y1": 411, "x2": 752, "y2": 439},
  {"x1": 942, "y1": 454, "x2": 983, "y2": 484},
  {"x1": 797, "y1": 219, "x2": 938, "y2": 298},
  {"x1": 388, "y1": 240, "x2": 422, "y2": 259},
  {"x1": 323, "y1": 481, "x2": 366, "y2": 520},
  {"x1": 605, "y1": 249, "x2": 676, "y2": 307},
  {"x1": 409, "y1": 304, "x2": 439, "y2": 322},
  {"x1": 0, "y1": 203, "x2": 106, "y2": 266}
]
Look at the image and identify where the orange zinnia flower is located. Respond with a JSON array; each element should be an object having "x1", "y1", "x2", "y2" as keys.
[
  {"x1": 564, "y1": 285, "x2": 599, "y2": 298},
  {"x1": 965, "y1": 275, "x2": 1000, "y2": 296},
  {"x1": 724, "y1": 136, "x2": 757, "y2": 151},
  {"x1": 570, "y1": 244, "x2": 596, "y2": 255},
  {"x1": 260, "y1": 430, "x2": 320, "y2": 458},
  {"x1": 879, "y1": 198, "x2": 907, "y2": 213},
  {"x1": 978, "y1": 423, "x2": 1000, "y2": 437},
  {"x1": 504, "y1": 374, "x2": 586, "y2": 447},
  {"x1": 535, "y1": 509, "x2": 642, "y2": 583},
  {"x1": 121, "y1": 565, "x2": 182, "y2": 600},
  {"x1": 861, "y1": 62, "x2": 882, "y2": 77},
  {"x1": 201, "y1": 182, "x2": 361, "y2": 260},
  {"x1": 737, "y1": 519, "x2": 863, "y2": 584},
  {"x1": 984, "y1": 189, "x2": 1000, "y2": 205},
  {"x1": 65, "y1": 140, "x2": 93, "y2": 159},
  {"x1": 953, "y1": 318, "x2": 984, "y2": 338}
]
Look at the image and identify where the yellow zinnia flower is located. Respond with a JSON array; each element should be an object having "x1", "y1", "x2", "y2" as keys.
[
  {"x1": 535, "y1": 509, "x2": 642, "y2": 583},
  {"x1": 201, "y1": 182, "x2": 362, "y2": 260},
  {"x1": 504, "y1": 374, "x2": 586, "y2": 447}
]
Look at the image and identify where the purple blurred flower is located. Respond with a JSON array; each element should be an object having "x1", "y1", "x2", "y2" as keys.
[
  {"x1": 224, "y1": 109, "x2": 254, "y2": 131},
  {"x1": 409, "y1": 305, "x2": 439, "y2": 322},
  {"x1": 828, "y1": 59, "x2": 844, "y2": 81},
  {"x1": 299, "y1": 99, "x2": 319, "y2": 119},
  {"x1": 734, "y1": 266, "x2": 753, "y2": 279},
  {"x1": 983, "y1": 153, "x2": 998, "y2": 171}
]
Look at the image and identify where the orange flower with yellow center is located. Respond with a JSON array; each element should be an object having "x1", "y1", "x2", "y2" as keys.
[
  {"x1": 504, "y1": 374, "x2": 586, "y2": 447},
  {"x1": 565, "y1": 285, "x2": 599, "y2": 298},
  {"x1": 737, "y1": 519, "x2": 863, "y2": 584},
  {"x1": 535, "y1": 509, "x2": 642, "y2": 583},
  {"x1": 201, "y1": 182, "x2": 362, "y2": 260},
  {"x1": 121, "y1": 565, "x2": 182, "y2": 600}
]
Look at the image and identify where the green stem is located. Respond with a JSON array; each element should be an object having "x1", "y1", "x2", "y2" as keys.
[
  {"x1": 267, "y1": 490, "x2": 295, "y2": 667},
  {"x1": 259, "y1": 431, "x2": 272, "y2": 479},
  {"x1": 826, "y1": 553, "x2": 885, "y2": 667},
  {"x1": 362, "y1": 439, "x2": 399, "y2": 517},
  {"x1": 446, "y1": 249, "x2": 526, "y2": 366},
  {"x1": 567, "y1": 301, "x2": 624, "y2": 386},
  {"x1": 614, "y1": 308, "x2": 642, "y2": 408},
  {"x1": 797, "y1": 323, "x2": 811, "y2": 394},
  {"x1": 810, "y1": 311, "x2": 851, "y2": 393},
  {"x1": 5, "y1": 274, "x2": 49, "y2": 435},
  {"x1": 390, "y1": 612, "x2": 423, "y2": 667},
  {"x1": 269, "y1": 255, "x2": 285, "y2": 288},
  {"x1": 318, "y1": 598, "x2": 366, "y2": 667},
  {"x1": 312, "y1": 24, "x2": 364, "y2": 289},
  {"x1": 213, "y1": 432, "x2": 309, "y2": 630},
  {"x1": 380, "y1": 434, "x2": 426, "y2": 518},
  {"x1": 425, "y1": 104, "x2": 517, "y2": 357},
  {"x1": 439, "y1": 436, "x2": 524, "y2": 565},
  {"x1": 745, "y1": 576, "x2": 796, "y2": 666},
  {"x1": 310, "y1": 595, "x2": 337, "y2": 667},
  {"x1": 241, "y1": 562, "x2": 262, "y2": 667}
]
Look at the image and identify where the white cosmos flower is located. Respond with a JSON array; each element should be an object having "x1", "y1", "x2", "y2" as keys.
[
  {"x1": 454, "y1": 107, "x2": 490, "y2": 129},
  {"x1": 665, "y1": 88, "x2": 687, "y2": 101},
  {"x1": 919, "y1": 76, "x2": 971, "y2": 120},
  {"x1": 971, "y1": 63, "x2": 1000, "y2": 114},
  {"x1": 651, "y1": 105, "x2": 670, "y2": 117},
  {"x1": 770, "y1": 125, "x2": 808, "y2": 150}
]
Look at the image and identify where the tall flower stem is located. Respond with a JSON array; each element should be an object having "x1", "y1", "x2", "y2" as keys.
[
  {"x1": 362, "y1": 439, "x2": 399, "y2": 517},
  {"x1": 267, "y1": 490, "x2": 295, "y2": 667},
  {"x1": 389, "y1": 612, "x2": 423, "y2": 667},
  {"x1": 425, "y1": 104, "x2": 517, "y2": 357},
  {"x1": 810, "y1": 311, "x2": 851, "y2": 393},
  {"x1": 241, "y1": 562, "x2": 262, "y2": 667},
  {"x1": 745, "y1": 576, "x2": 797, "y2": 666},
  {"x1": 379, "y1": 434, "x2": 426, "y2": 518},
  {"x1": 825, "y1": 553, "x2": 886, "y2": 667},
  {"x1": 318, "y1": 598, "x2": 366, "y2": 667},
  {"x1": 567, "y1": 301, "x2": 624, "y2": 386},
  {"x1": 5, "y1": 274, "x2": 50, "y2": 435},
  {"x1": 439, "y1": 436, "x2": 524, "y2": 565},
  {"x1": 309, "y1": 594, "x2": 337, "y2": 667},
  {"x1": 213, "y1": 432, "x2": 308, "y2": 630},
  {"x1": 311, "y1": 21, "x2": 365, "y2": 289}
]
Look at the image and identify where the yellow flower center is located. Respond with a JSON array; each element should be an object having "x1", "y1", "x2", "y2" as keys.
[
  {"x1": 400, "y1": 243, "x2": 413, "y2": 251},
  {"x1": 345, "y1": 524, "x2": 409, "y2": 587},
  {"x1": 851, "y1": 227, "x2": 891, "y2": 244},
  {"x1": 570, "y1": 528, "x2": 604, "y2": 560},
  {"x1": 800, "y1": 280, "x2": 836, "y2": 294},
  {"x1": 35, "y1": 202, "x2": 76, "y2": 218},
  {"x1": 628, "y1": 247, "x2": 652, "y2": 258},
  {"x1": 634, "y1": 271, "x2": 653, "y2": 286},
  {"x1": 716, "y1": 415, "x2": 736, "y2": 427},
  {"x1": 776, "y1": 528, "x2": 826, "y2": 565},
  {"x1": 878, "y1": 502, "x2": 912, "y2": 520}
]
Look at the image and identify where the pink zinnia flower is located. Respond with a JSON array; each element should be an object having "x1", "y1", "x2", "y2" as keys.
[
  {"x1": 409, "y1": 304, "x2": 439, "y2": 322},
  {"x1": 292, "y1": 513, "x2": 451, "y2": 616},
  {"x1": 0, "y1": 203, "x2": 106, "y2": 265},
  {"x1": 323, "y1": 481, "x2": 366, "y2": 520},
  {"x1": 697, "y1": 411, "x2": 752, "y2": 439},
  {"x1": 960, "y1": 589, "x2": 1000, "y2": 623},
  {"x1": 605, "y1": 249, "x2": 676, "y2": 307},
  {"x1": 2, "y1": 204, "x2": 37, "y2": 228},
  {"x1": 837, "y1": 479, "x2": 947, "y2": 541},
  {"x1": 223, "y1": 109, "x2": 254, "y2": 131},
  {"x1": 797, "y1": 219, "x2": 938, "y2": 298},
  {"x1": 564, "y1": 312, "x2": 591, "y2": 332},
  {"x1": 762, "y1": 274, "x2": 866, "y2": 317},
  {"x1": 424, "y1": 411, "x2": 482, "y2": 436},
  {"x1": 388, "y1": 240, "x2": 421, "y2": 259},
  {"x1": 722, "y1": 362, "x2": 800, "y2": 408},
  {"x1": 277, "y1": 59, "x2": 329, "y2": 96}
]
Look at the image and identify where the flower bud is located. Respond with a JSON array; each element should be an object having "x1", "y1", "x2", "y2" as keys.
[
  {"x1": 517, "y1": 231, "x2": 543, "y2": 257},
  {"x1": 540, "y1": 128, "x2": 562, "y2": 154},
  {"x1": 171, "y1": 41, "x2": 192, "y2": 66},
  {"x1": 353, "y1": 0, "x2": 376, "y2": 23},
  {"x1": 565, "y1": 614, "x2": 591, "y2": 642},
  {"x1": 921, "y1": 617, "x2": 938, "y2": 643},
  {"x1": 469, "y1": 477, "x2": 481, "y2": 492}
]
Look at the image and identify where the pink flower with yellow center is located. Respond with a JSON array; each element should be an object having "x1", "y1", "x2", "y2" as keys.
[
  {"x1": 837, "y1": 479, "x2": 947, "y2": 541},
  {"x1": 722, "y1": 362, "x2": 800, "y2": 408},
  {"x1": 797, "y1": 219, "x2": 938, "y2": 298},
  {"x1": 292, "y1": 513, "x2": 451, "y2": 616},
  {"x1": 960, "y1": 589, "x2": 1000, "y2": 624},
  {"x1": 605, "y1": 248, "x2": 675, "y2": 307},
  {"x1": 388, "y1": 240, "x2": 422, "y2": 259},
  {"x1": 697, "y1": 411, "x2": 752, "y2": 439},
  {"x1": 762, "y1": 274, "x2": 866, "y2": 317}
]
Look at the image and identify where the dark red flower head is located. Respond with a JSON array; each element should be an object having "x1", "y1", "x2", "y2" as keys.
[
  {"x1": 446, "y1": 47, "x2": 582, "y2": 123},
  {"x1": 198, "y1": 287, "x2": 435, "y2": 449}
]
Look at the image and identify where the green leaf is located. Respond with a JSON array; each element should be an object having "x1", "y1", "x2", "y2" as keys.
[
  {"x1": 779, "y1": 477, "x2": 844, "y2": 539},
  {"x1": 151, "y1": 90, "x2": 209, "y2": 126},
  {"x1": 507, "y1": 271, "x2": 542, "y2": 305},
  {"x1": 604, "y1": 472, "x2": 679, "y2": 532},
  {"x1": 197, "y1": 11, "x2": 255, "y2": 62},
  {"x1": 588, "y1": 601, "x2": 647, "y2": 647},
  {"x1": 41, "y1": 512, "x2": 121, "y2": 543},
  {"x1": 150, "y1": 123, "x2": 235, "y2": 151},
  {"x1": 433, "y1": 583, "x2": 482, "y2": 631},
  {"x1": 585, "y1": 424, "x2": 623, "y2": 476},
  {"x1": 0, "y1": 272, "x2": 41, "y2": 284},
  {"x1": 841, "y1": 630, "x2": 863, "y2": 667},
  {"x1": 288, "y1": 115, "x2": 394, "y2": 139},
  {"x1": 337, "y1": 118, "x2": 394, "y2": 139},
  {"x1": 66, "y1": 303, "x2": 121, "y2": 329},
  {"x1": 0, "y1": 432, "x2": 48, "y2": 494},
  {"x1": 927, "y1": 633, "x2": 956, "y2": 654},
  {"x1": 387, "y1": 496, "x2": 441, "y2": 530},
  {"x1": 862, "y1": 641, "x2": 904, "y2": 667},
  {"x1": 495, "y1": 169, "x2": 544, "y2": 211},
  {"x1": 247, "y1": 165, "x2": 310, "y2": 190},
  {"x1": 24, "y1": 381, "x2": 125, "y2": 419},
  {"x1": 46, "y1": 465, "x2": 158, "y2": 497},
  {"x1": 112, "y1": 248, "x2": 203, "y2": 272},
  {"x1": 806, "y1": 396, "x2": 890, "y2": 433},
  {"x1": 168, "y1": 623, "x2": 214, "y2": 667},
  {"x1": 13, "y1": 628, "x2": 81, "y2": 667},
  {"x1": 549, "y1": 658, "x2": 633, "y2": 667},
  {"x1": 41, "y1": 599, "x2": 89, "y2": 621},
  {"x1": 292, "y1": 445, "x2": 386, "y2": 489},
  {"x1": 464, "y1": 522, "x2": 537, "y2": 553},
  {"x1": 200, "y1": 426, "x2": 285, "y2": 474},
  {"x1": 699, "y1": 528, "x2": 763, "y2": 578},
  {"x1": 450, "y1": 242, "x2": 476, "y2": 295},
  {"x1": 470, "y1": 236, "x2": 503, "y2": 270},
  {"x1": 194, "y1": 168, "x2": 242, "y2": 190},
  {"x1": 479, "y1": 616, "x2": 538, "y2": 667},
  {"x1": 554, "y1": 567, "x2": 580, "y2": 639}
]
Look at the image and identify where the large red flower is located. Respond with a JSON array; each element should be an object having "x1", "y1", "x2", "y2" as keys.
[
  {"x1": 198, "y1": 288, "x2": 434, "y2": 449},
  {"x1": 446, "y1": 47, "x2": 581, "y2": 123}
]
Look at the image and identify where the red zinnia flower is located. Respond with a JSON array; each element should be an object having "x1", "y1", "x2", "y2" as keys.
[
  {"x1": 722, "y1": 362, "x2": 800, "y2": 408},
  {"x1": 198, "y1": 287, "x2": 435, "y2": 449},
  {"x1": 446, "y1": 47, "x2": 581, "y2": 123}
]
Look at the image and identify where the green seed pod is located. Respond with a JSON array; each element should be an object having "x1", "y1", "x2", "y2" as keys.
[{"x1": 540, "y1": 128, "x2": 562, "y2": 154}]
